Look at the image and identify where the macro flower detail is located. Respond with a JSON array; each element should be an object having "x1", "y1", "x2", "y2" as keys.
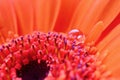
[
  {"x1": 0, "y1": 0, "x2": 120, "y2": 80},
  {"x1": 0, "y1": 29, "x2": 112, "y2": 80}
]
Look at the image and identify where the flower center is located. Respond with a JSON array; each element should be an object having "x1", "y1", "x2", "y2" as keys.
[
  {"x1": 0, "y1": 29, "x2": 112, "y2": 80},
  {"x1": 16, "y1": 60, "x2": 50, "y2": 80}
]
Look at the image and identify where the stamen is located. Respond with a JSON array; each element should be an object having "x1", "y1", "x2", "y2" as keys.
[{"x1": 0, "y1": 30, "x2": 112, "y2": 80}]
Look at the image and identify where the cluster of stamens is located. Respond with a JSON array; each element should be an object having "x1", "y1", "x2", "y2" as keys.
[{"x1": 0, "y1": 30, "x2": 111, "y2": 80}]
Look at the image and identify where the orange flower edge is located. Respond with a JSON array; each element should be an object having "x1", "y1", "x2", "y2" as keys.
[{"x1": 0, "y1": 29, "x2": 113, "y2": 80}]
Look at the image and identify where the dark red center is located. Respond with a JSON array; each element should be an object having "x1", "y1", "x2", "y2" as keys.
[{"x1": 16, "y1": 60, "x2": 50, "y2": 80}]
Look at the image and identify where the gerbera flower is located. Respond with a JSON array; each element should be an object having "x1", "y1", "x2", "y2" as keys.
[{"x1": 0, "y1": 0, "x2": 120, "y2": 80}]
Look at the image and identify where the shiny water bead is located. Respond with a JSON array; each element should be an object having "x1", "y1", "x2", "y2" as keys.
[
  {"x1": 68, "y1": 29, "x2": 82, "y2": 36},
  {"x1": 68, "y1": 29, "x2": 86, "y2": 45}
]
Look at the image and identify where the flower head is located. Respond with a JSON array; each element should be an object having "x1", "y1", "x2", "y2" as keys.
[{"x1": 0, "y1": 0, "x2": 120, "y2": 80}]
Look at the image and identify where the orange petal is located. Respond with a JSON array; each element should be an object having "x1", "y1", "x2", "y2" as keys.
[
  {"x1": 96, "y1": 13, "x2": 120, "y2": 45},
  {"x1": 96, "y1": 24, "x2": 120, "y2": 52},
  {"x1": 68, "y1": 0, "x2": 109, "y2": 35},
  {"x1": 53, "y1": 0, "x2": 80, "y2": 32},
  {"x1": 0, "y1": 0, "x2": 18, "y2": 38},
  {"x1": 34, "y1": 0, "x2": 61, "y2": 32},
  {"x1": 100, "y1": 0, "x2": 120, "y2": 29},
  {"x1": 0, "y1": 32, "x2": 5, "y2": 44},
  {"x1": 67, "y1": 0, "x2": 95, "y2": 33},
  {"x1": 12, "y1": 0, "x2": 34, "y2": 35},
  {"x1": 85, "y1": 21, "x2": 104, "y2": 43},
  {"x1": 100, "y1": 35, "x2": 120, "y2": 79}
]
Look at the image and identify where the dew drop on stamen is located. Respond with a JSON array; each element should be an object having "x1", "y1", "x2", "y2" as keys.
[
  {"x1": 68, "y1": 29, "x2": 86, "y2": 45},
  {"x1": 68, "y1": 29, "x2": 81, "y2": 36}
]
